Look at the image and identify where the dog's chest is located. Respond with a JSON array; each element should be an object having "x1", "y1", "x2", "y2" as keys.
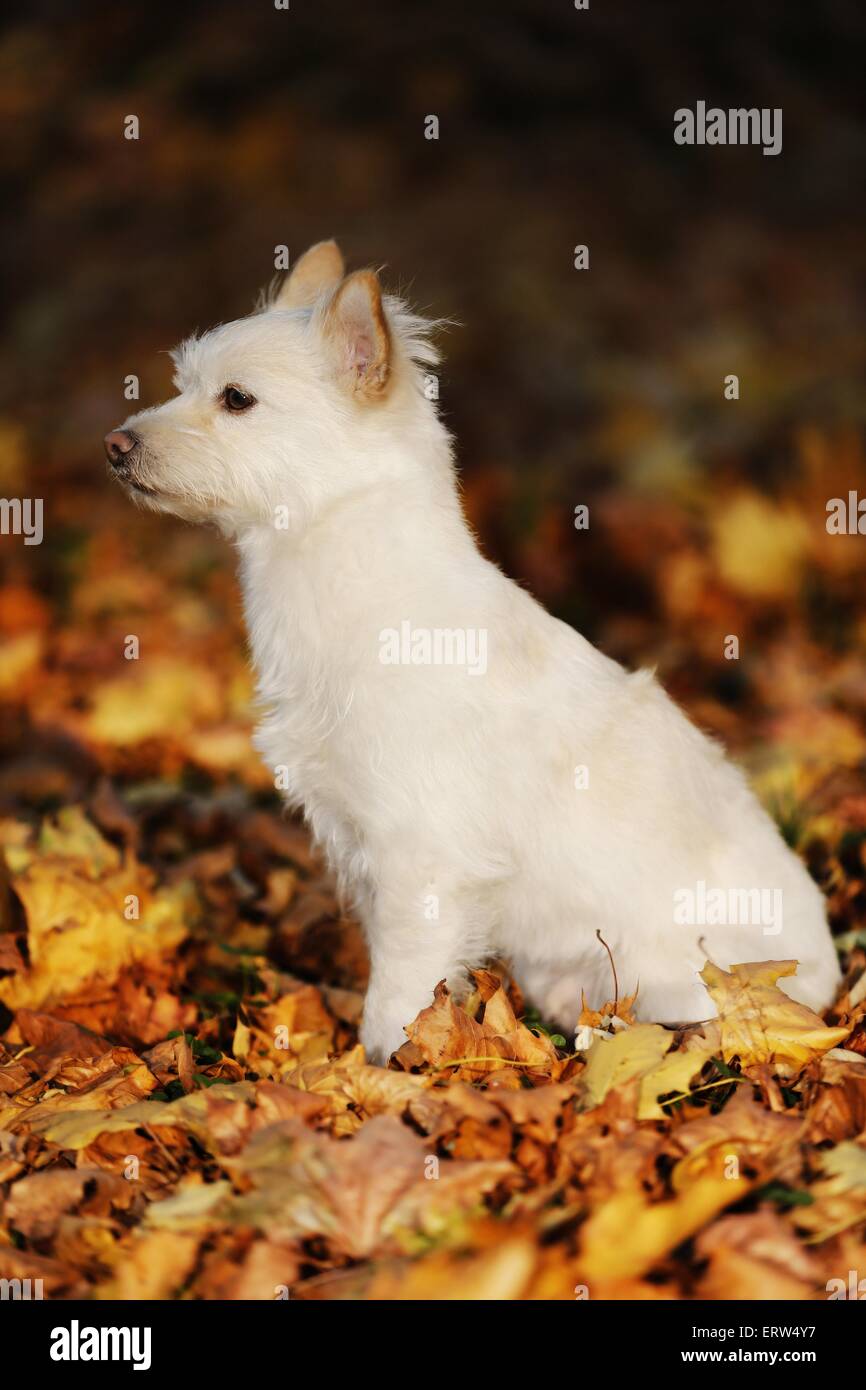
[
  {"x1": 240, "y1": 554, "x2": 371, "y2": 880},
  {"x1": 252, "y1": 693, "x2": 372, "y2": 890}
]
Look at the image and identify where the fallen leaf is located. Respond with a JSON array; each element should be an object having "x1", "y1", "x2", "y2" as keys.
[
  {"x1": 578, "y1": 1169, "x2": 754, "y2": 1283},
  {"x1": 406, "y1": 974, "x2": 563, "y2": 1080},
  {"x1": 6, "y1": 1167, "x2": 135, "y2": 1241},
  {"x1": 0, "y1": 808, "x2": 196, "y2": 1010},
  {"x1": 694, "y1": 1211, "x2": 822, "y2": 1299},
  {"x1": 700, "y1": 960, "x2": 849, "y2": 1072}
]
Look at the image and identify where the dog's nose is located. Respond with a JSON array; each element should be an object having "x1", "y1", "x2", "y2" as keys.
[{"x1": 104, "y1": 429, "x2": 139, "y2": 468}]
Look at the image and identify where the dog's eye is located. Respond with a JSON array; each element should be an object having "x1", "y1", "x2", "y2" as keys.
[{"x1": 222, "y1": 385, "x2": 256, "y2": 413}]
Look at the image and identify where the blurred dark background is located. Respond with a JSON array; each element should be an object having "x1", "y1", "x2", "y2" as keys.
[{"x1": 1, "y1": 0, "x2": 865, "y2": 784}]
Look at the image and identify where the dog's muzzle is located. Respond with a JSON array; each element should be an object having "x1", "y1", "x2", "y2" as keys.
[{"x1": 104, "y1": 428, "x2": 140, "y2": 471}]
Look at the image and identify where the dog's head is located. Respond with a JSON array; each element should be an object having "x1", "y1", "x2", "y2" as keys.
[{"x1": 105, "y1": 241, "x2": 439, "y2": 534}]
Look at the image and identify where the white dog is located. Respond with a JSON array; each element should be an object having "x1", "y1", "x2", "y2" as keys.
[{"x1": 107, "y1": 240, "x2": 841, "y2": 1062}]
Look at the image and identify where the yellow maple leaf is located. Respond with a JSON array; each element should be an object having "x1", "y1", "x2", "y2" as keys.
[
  {"x1": 0, "y1": 807, "x2": 195, "y2": 1010},
  {"x1": 579, "y1": 1023, "x2": 671, "y2": 1110},
  {"x1": 578, "y1": 1170, "x2": 754, "y2": 1282},
  {"x1": 700, "y1": 960, "x2": 849, "y2": 1071}
]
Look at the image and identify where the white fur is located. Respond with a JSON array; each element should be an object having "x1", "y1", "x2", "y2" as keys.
[{"x1": 115, "y1": 261, "x2": 842, "y2": 1062}]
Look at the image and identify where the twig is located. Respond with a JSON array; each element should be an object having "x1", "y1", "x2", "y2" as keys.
[{"x1": 596, "y1": 929, "x2": 618, "y2": 1013}]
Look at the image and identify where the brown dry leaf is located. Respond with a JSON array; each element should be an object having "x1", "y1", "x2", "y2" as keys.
[
  {"x1": 700, "y1": 960, "x2": 849, "y2": 1072},
  {"x1": 577, "y1": 987, "x2": 639, "y2": 1031},
  {"x1": 671, "y1": 1084, "x2": 800, "y2": 1165},
  {"x1": 23, "y1": 1080, "x2": 256, "y2": 1151},
  {"x1": 25, "y1": 1079, "x2": 335, "y2": 1159},
  {"x1": 5, "y1": 1167, "x2": 136, "y2": 1241},
  {"x1": 562, "y1": 1080, "x2": 668, "y2": 1202},
  {"x1": 669, "y1": 1084, "x2": 803, "y2": 1194},
  {"x1": 793, "y1": 1141, "x2": 866, "y2": 1243},
  {"x1": 75, "y1": 1128, "x2": 181, "y2": 1199},
  {"x1": 694, "y1": 1211, "x2": 822, "y2": 1300},
  {"x1": 366, "y1": 1232, "x2": 539, "y2": 1300},
  {"x1": 148, "y1": 1113, "x2": 518, "y2": 1261},
  {"x1": 2, "y1": 1051, "x2": 157, "y2": 1135},
  {"x1": 807, "y1": 1055, "x2": 866, "y2": 1142},
  {"x1": 405, "y1": 1081, "x2": 512, "y2": 1160},
  {"x1": 0, "y1": 1057, "x2": 31, "y2": 1098},
  {"x1": 406, "y1": 972, "x2": 562, "y2": 1080},
  {"x1": 0, "y1": 1243, "x2": 84, "y2": 1298},
  {"x1": 8, "y1": 1009, "x2": 115, "y2": 1065},
  {"x1": 240, "y1": 985, "x2": 336, "y2": 1076},
  {"x1": 193, "y1": 1235, "x2": 300, "y2": 1300},
  {"x1": 112, "y1": 976, "x2": 197, "y2": 1048},
  {"x1": 0, "y1": 933, "x2": 25, "y2": 975},
  {"x1": 176, "y1": 1035, "x2": 196, "y2": 1095},
  {"x1": 0, "y1": 1011, "x2": 117, "y2": 1108},
  {"x1": 487, "y1": 1084, "x2": 575, "y2": 1145},
  {"x1": 54, "y1": 1215, "x2": 122, "y2": 1278},
  {"x1": 283, "y1": 1046, "x2": 435, "y2": 1134}
]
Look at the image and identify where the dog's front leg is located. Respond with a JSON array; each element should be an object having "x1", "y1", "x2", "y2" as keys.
[{"x1": 358, "y1": 872, "x2": 478, "y2": 1065}]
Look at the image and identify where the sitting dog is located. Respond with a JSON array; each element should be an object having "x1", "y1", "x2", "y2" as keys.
[{"x1": 106, "y1": 240, "x2": 841, "y2": 1062}]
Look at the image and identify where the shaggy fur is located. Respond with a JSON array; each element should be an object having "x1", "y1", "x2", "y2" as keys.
[{"x1": 109, "y1": 241, "x2": 841, "y2": 1062}]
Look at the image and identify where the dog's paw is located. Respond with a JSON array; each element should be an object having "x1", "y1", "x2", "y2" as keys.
[{"x1": 359, "y1": 1003, "x2": 413, "y2": 1067}]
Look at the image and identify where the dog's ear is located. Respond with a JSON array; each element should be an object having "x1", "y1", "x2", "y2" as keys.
[
  {"x1": 276, "y1": 239, "x2": 345, "y2": 309},
  {"x1": 322, "y1": 269, "x2": 391, "y2": 400}
]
